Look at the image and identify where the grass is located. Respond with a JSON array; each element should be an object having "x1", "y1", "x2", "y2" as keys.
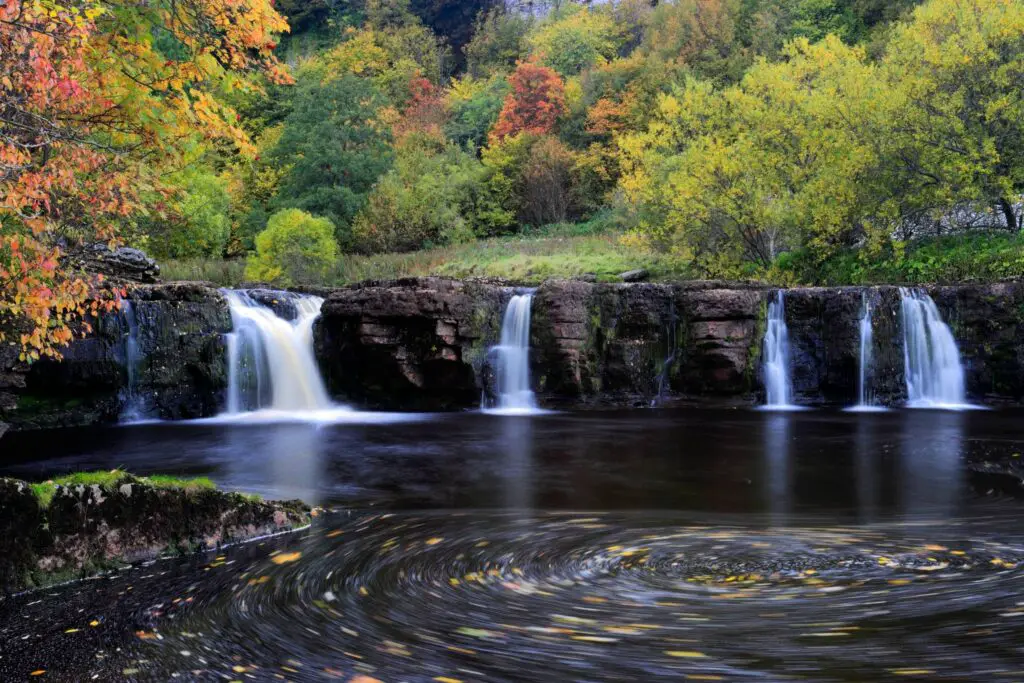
[
  {"x1": 30, "y1": 469, "x2": 217, "y2": 508},
  {"x1": 158, "y1": 225, "x2": 689, "y2": 288},
  {"x1": 160, "y1": 257, "x2": 247, "y2": 286}
]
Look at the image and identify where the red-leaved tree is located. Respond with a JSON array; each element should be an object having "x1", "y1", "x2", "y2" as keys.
[{"x1": 490, "y1": 59, "x2": 567, "y2": 141}]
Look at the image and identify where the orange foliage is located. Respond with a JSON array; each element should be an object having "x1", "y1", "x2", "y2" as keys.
[
  {"x1": 394, "y1": 75, "x2": 448, "y2": 144},
  {"x1": 490, "y1": 60, "x2": 567, "y2": 142},
  {"x1": 0, "y1": 0, "x2": 289, "y2": 360}
]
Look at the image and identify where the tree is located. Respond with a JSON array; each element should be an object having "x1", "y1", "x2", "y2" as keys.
[
  {"x1": 882, "y1": 0, "x2": 1024, "y2": 232},
  {"x1": 490, "y1": 60, "x2": 567, "y2": 141},
  {"x1": 464, "y1": 7, "x2": 532, "y2": 78},
  {"x1": 0, "y1": 0, "x2": 288, "y2": 359},
  {"x1": 527, "y1": 5, "x2": 621, "y2": 77},
  {"x1": 272, "y1": 74, "x2": 394, "y2": 246},
  {"x1": 445, "y1": 75, "x2": 510, "y2": 149},
  {"x1": 618, "y1": 37, "x2": 887, "y2": 273},
  {"x1": 246, "y1": 209, "x2": 339, "y2": 285},
  {"x1": 146, "y1": 169, "x2": 232, "y2": 259}
]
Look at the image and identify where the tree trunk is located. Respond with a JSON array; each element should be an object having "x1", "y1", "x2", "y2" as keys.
[{"x1": 999, "y1": 197, "x2": 1018, "y2": 231}]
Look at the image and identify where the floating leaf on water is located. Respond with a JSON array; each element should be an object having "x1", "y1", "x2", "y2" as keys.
[
  {"x1": 30, "y1": 671, "x2": 45, "y2": 677},
  {"x1": 665, "y1": 651, "x2": 707, "y2": 658},
  {"x1": 889, "y1": 670, "x2": 936, "y2": 676},
  {"x1": 271, "y1": 552, "x2": 302, "y2": 565},
  {"x1": 425, "y1": 537, "x2": 444, "y2": 546},
  {"x1": 435, "y1": 677, "x2": 463, "y2": 683}
]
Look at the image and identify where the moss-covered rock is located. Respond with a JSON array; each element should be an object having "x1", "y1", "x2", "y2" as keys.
[{"x1": 0, "y1": 473, "x2": 309, "y2": 593}]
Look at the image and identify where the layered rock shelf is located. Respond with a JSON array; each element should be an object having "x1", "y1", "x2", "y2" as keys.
[{"x1": 4, "y1": 277, "x2": 1024, "y2": 429}]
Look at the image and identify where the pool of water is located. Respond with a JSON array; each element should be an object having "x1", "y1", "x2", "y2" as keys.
[{"x1": 3, "y1": 407, "x2": 1024, "y2": 680}]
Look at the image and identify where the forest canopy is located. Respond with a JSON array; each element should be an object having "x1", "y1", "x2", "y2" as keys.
[{"x1": 3, "y1": 0, "x2": 1024, "y2": 355}]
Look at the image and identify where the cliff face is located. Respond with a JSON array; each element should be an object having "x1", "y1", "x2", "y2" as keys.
[
  {"x1": 314, "y1": 278, "x2": 509, "y2": 410},
  {"x1": 0, "y1": 283, "x2": 231, "y2": 430},
  {"x1": 313, "y1": 279, "x2": 1024, "y2": 410},
  {"x1": 5, "y1": 278, "x2": 1024, "y2": 428}
]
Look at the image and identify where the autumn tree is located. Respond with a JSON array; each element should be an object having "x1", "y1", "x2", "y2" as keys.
[
  {"x1": 0, "y1": 0, "x2": 288, "y2": 360},
  {"x1": 490, "y1": 60, "x2": 567, "y2": 141}
]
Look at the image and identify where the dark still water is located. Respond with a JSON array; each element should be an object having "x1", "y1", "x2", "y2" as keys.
[
  {"x1": 3, "y1": 407, "x2": 1023, "y2": 518},
  {"x1": 4, "y1": 408, "x2": 1024, "y2": 681}
]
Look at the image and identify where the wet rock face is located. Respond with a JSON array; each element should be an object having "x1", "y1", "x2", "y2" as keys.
[
  {"x1": 928, "y1": 282, "x2": 1024, "y2": 402},
  {"x1": 0, "y1": 283, "x2": 231, "y2": 430},
  {"x1": 314, "y1": 278, "x2": 509, "y2": 410},
  {"x1": 0, "y1": 476, "x2": 309, "y2": 593}
]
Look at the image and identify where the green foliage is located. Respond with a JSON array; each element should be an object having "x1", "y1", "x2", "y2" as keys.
[
  {"x1": 775, "y1": 233, "x2": 1024, "y2": 285},
  {"x1": 30, "y1": 470, "x2": 216, "y2": 509},
  {"x1": 465, "y1": 7, "x2": 532, "y2": 78},
  {"x1": 271, "y1": 74, "x2": 393, "y2": 245},
  {"x1": 331, "y1": 227, "x2": 684, "y2": 285},
  {"x1": 445, "y1": 75, "x2": 510, "y2": 149},
  {"x1": 160, "y1": 257, "x2": 247, "y2": 286},
  {"x1": 246, "y1": 209, "x2": 340, "y2": 285},
  {"x1": 527, "y1": 6, "x2": 622, "y2": 77},
  {"x1": 146, "y1": 168, "x2": 231, "y2": 259},
  {"x1": 351, "y1": 142, "x2": 500, "y2": 253}
]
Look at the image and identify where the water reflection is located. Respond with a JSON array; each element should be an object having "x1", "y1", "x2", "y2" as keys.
[
  {"x1": 900, "y1": 410, "x2": 965, "y2": 519},
  {"x1": 855, "y1": 416, "x2": 879, "y2": 523},
  {"x1": 0, "y1": 408, "x2": 1008, "y2": 520},
  {"x1": 500, "y1": 416, "x2": 534, "y2": 515},
  {"x1": 762, "y1": 413, "x2": 792, "y2": 525}
]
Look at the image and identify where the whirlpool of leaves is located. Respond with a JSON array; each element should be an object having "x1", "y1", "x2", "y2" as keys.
[
  {"x1": 138, "y1": 512, "x2": 1024, "y2": 681},
  {"x1": 5, "y1": 511, "x2": 1024, "y2": 681}
]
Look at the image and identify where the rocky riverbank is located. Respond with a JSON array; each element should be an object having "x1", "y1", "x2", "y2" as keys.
[{"x1": 0, "y1": 472, "x2": 309, "y2": 593}]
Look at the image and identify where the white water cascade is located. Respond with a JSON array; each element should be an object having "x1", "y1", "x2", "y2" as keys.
[
  {"x1": 119, "y1": 299, "x2": 147, "y2": 422},
  {"x1": 486, "y1": 292, "x2": 539, "y2": 414},
  {"x1": 848, "y1": 293, "x2": 886, "y2": 412},
  {"x1": 899, "y1": 288, "x2": 969, "y2": 409},
  {"x1": 223, "y1": 291, "x2": 333, "y2": 415},
  {"x1": 761, "y1": 291, "x2": 799, "y2": 410}
]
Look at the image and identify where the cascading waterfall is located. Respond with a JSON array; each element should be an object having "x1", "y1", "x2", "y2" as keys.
[
  {"x1": 761, "y1": 291, "x2": 798, "y2": 410},
  {"x1": 485, "y1": 292, "x2": 539, "y2": 414},
  {"x1": 222, "y1": 291, "x2": 332, "y2": 414},
  {"x1": 118, "y1": 299, "x2": 148, "y2": 422},
  {"x1": 899, "y1": 288, "x2": 968, "y2": 408},
  {"x1": 847, "y1": 293, "x2": 886, "y2": 412}
]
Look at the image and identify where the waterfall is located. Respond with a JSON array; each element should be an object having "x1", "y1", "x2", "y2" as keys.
[
  {"x1": 222, "y1": 291, "x2": 332, "y2": 414},
  {"x1": 761, "y1": 291, "x2": 798, "y2": 410},
  {"x1": 847, "y1": 293, "x2": 886, "y2": 412},
  {"x1": 485, "y1": 292, "x2": 539, "y2": 414},
  {"x1": 899, "y1": 288, "x2": 968, "y2": 409},
  {"x1": 119, "y1": 299, "x2": 147, "y2": 422}
]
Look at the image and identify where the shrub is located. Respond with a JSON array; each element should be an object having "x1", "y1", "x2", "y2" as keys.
[{"x1": 245, "y1": 209, "x2": 339, "y2": 285}]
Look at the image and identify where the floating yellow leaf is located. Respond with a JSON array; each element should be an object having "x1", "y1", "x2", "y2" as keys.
[
  {"x1": 64, "y1": 628, "x2": 80, "y2": 633},
  {"x1": 665, "y1": 651, "x2": 707, "y2": 658},
  {"x1": 426, "y1": 537, "x2": 444, "y2": 545},
  {"x1": 89, "y1": 620, "x2": 100, "y2": 627},
  {"x1": 890, "y1": 670, "x2": 936, "y2": 676},
  {"x1": 435, "y1": 678, "x2": 463, "y2": 683},
  {"x1": 30, "y1": 671, "x2": 45, "y2": 677},
  {"x1": 271, "y1": 552, "x2": 302, "y2": 565}
]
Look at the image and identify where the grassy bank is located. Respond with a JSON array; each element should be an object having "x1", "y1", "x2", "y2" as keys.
[
  {"x1": 30, "y1": 470, "x2": 218, "y2": 508},
  {"x1": 161, "y1": 226, "x2": 687, "y2": 288}
]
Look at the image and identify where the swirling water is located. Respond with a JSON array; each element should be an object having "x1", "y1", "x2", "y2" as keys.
[{"x1": 4, "y1": 408, "x2": 1024, "y2": 681}]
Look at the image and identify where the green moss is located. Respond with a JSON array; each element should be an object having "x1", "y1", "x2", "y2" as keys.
[{"x1": 31, "y1": 470, "x2": 217, "y2": 508}]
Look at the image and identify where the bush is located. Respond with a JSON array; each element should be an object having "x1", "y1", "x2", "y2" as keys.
[
  {"x1": 245, "y1": 209, "x2": 339, "y2": 285},
  {"x1": 350, "y1": 143, "x2": 496, "y2": 253}
]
